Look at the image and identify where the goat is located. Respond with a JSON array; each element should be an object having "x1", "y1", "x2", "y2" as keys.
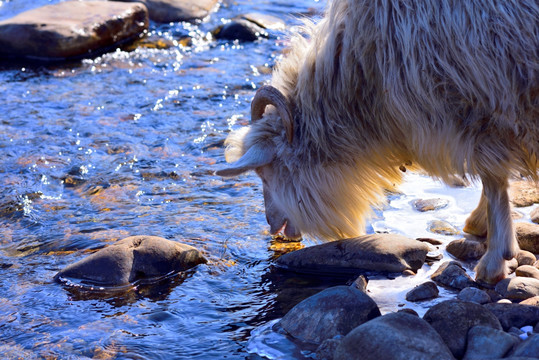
[{"x1": 216, "y1": 0, "x2": 538, "y2": 285}]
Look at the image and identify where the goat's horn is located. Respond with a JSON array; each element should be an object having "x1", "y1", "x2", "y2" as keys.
[{"x1": 251, "y1": 85, "x2": 294, "y2": 144}]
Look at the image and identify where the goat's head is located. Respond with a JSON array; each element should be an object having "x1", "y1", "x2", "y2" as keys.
[{"x1": 216, "y1": 85, "x2": 301, "y2": 240}]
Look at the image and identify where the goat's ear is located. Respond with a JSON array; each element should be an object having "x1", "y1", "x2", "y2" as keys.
[{"x1": 215, "y1": 143, "x2": 274, "y2": 177}]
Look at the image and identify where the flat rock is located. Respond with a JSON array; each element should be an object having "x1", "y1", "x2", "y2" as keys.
[
  {"x1": 279, "y1": 286, "x2": 381, "y2": 345},
  {"x1": 117, "y1": 0, "x2": 219, "y2": 22},
  {"x1": 509, "y1": 181, "x2": 538, "y2": 207},
  {"x1": 213, "y1": 19, "x2": 268, "y2": 42},
  {"x1": 462, "y1": 325, "x2": 520, "y2": 360},
  {"x1": 428, "y1": 220, "x2": 460, "y2": 235},
  {"x1": 510, "y1": 334, "x2": 539, "y2": 358},
  {"x1": 275, "y1": 234, "x2": 429, "y2": 275},
  {"x1": 55, "y1": 235, "x2": 207, "y2": 286},
  {"x1": 405, "y1": 281, "x2": 439, "y2": 302},
  {"x1": 446, "y1": 238, "x2": 486, "y2": 260},
  {"x1": 431, "y1": 261, "x2": 477, "y2": 290},
  {"x1": 0, "y1": 1, "x2": 148, "y2": 60},
  {"x1": 495, "y1": 277, "x2": 539, "y2": 301},
  {"x1": 516, "y1": 265, "x2": 539, "y2": 280},
  {"x1": 516, "y1": 223, "x2": 539, "y2": 254},
  {"x1": 531, "y1": 207, "x2": 539, "y2": 224},
  {"x1": 413, "y1": 198, "x2": 449, "y2": 212},
  {"x1": 423, "y1": 300, "x2": 502, "y2": 359},
  {"x1": 457, "y1": 287, "x2": 491, "y2": 304},
  {"x1": 483, "y1": 302, "x2": 539, "y2": 330},
  {"x1": 334, "y1": 312, "x2": 455, "y2": 360}
]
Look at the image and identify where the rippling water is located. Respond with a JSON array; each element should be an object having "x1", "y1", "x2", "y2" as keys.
[{"x1": 0, "y1": 1, "x2": 536, "y2": 359}]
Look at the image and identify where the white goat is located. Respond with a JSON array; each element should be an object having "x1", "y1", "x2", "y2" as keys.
[{"x1": 217, "y1": 0, "x2": 538, "y2": 285}]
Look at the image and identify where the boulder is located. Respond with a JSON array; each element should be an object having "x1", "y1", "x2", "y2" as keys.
[
  {"x1": 516, "y1": 265, "x2": 539, "y2": 280},
  {"x1": 275, "y1": 234, "x2": 429, "y2": 275},
  {"x1": 431, "y1": 261, "x2": 477, "y2": 290},
  {"x1": 446, "y1": 238, "x2": 486, "y2": 260},
  {"x1": 509, "y1": 181, "x2": 538, "y2": 207},
  {"x1": 0, "y1": 1, "x2": 148, "y2": 60},
  {"x1": 405, "y1": 281, "x2": 439, "y2": 302},
  {"x1": 516, "y1": 223, "x2": 539, "y2": 254},
  {"x1": 423, "y1": 300, "x2": 502, "y2": 359},
  {"x1": 495, "y1": 277, "x2": 539, "y2": 301},
  {"x1": 413, "y1": 198, "x2": 449, "y2": 211},
  {"x1": 510, "y1": 334, "x2": 539, "y2": 358},
  {"x1": 117, "y1": 0, "x2": 219, "y2": 22},
  {"x1": 483, "y1": 303, "x2": 539, "y2": 330},
  {"x1": 334, "y1": 312, "x2": 455, "y2": 360},
  {"x1": 457, "y1": 287, "x2": 491, "y2": 304},
  {"x1": 279, "y1": 286, "x2": 381, "y2": 345},
  {"x1": 55, "y1": 235, "x2": 207, "y2": 286},
  {"x1": 462, "y1": 325, "x2": 520, "y2": 360}
]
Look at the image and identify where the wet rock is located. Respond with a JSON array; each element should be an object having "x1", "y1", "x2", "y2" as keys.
[
  {"x1": 431, "y1": 261, "x2": 477, "y2": 290},
  {"x1": 334, "y1": 312, "x2": 455, "y2": 360},
  {"x1": 520, "y1": 296, "x2": 539, "y2": 306},
  {"x1": 0, "y1": 1, "x2": 148, "y2": 61},
  {"x1": 462, "y1": 325, "x2": 520, "y2": 360},
  {"x1": 510, "y1": 334, "x2": 539, "y2": 358},
  {"x1": 279, "y1": 286, "x2": 381, "y2": 345},
  {"x1": 405, "y1": 281, "x2": 439, "y2": 302},
  {"x1": 484, "y1": 303, "x2": 539, "y2": 330},
  {"x1": 446, "y1": 238, "x2": 486, "y2": 260},
  {"x1": 238, "y1": 13, "x2": 286, "y2": 31},
  {"x1": 413, "y1": 198, "x2": 449, "y2": 211},
  {"x1": 275, "y1": 234, "x2": 429, "y2": 275},
  {"x1": 531, "y1": 207, "x2": 539, "y2": 224},
  {"x1": 495, "y1": 277, "x2": 539, "y2": 301},
  {"x1": 213, "y1": 19, "x2": 268, "y2": 42},
  {"x1": 316, "y1": 337, "x2": 343, "y2": 360},
  {"x1": 428, "y1": 220, "x2": 460, "y2": 235},
  {"x1": 517, "y1": 250, "x2": 537, "y2": 267},
  {"x1": 516, "y1": 222, "x2": 539, "y2": 254},
  {"x1": 509, "y1": 181, "x2": 538, "y2": 207},
  {"x1": 117, "y1": 0, "x2": 219, "y2": 22},
  {"x1": 55, "y1": 235, "x2": 207, "y2": 286},
  {"x1": 423, "y1": 300, "x2": 502, "y2": 359},
  {"x1": 426, "y1": 249, "x2": 443, "y2": 262},
  {"x1": 516, "y1": 265, "x2": 539, "y2": 280},
  {"x1": 457, "y1": 287, "x2": 491, "y2": 304}
]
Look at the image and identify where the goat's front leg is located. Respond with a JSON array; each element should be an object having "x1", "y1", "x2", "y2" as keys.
[
  {"x1": 474, "y1": 177, "x2": 519, "y2": 285},
  {"x1": 464, "y1": 189, "x2": 488, "y2": 237}
]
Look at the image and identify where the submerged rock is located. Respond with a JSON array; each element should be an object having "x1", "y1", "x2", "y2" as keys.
[
  {"x1": 446, "y1": 238, "x2": 486, "y2": 260},
  {"x1": 428, "y1": 220, "x2": 460, "y2": 235},
  {"x1": 117, "y1": 0, "x2": 219, "y2": 22},
  {"x1": 279, "y1": 286, "x2": 380, "y2": 345},
  {"x1": 334, "y1": 312, "x2": 455, "y2": 360},
  {"x1": 55, "y1": 235, "x2": 207, "y2": 287},
  {"x1": 423, "y1": 300, "x2": 502, "y2": 359},
  {"x1": 462, "y1": 325, "x2": 520, "y2": 360},
  {"x1": 0, "y1": 1, "x2": 148, "y2": 61},
  {"x1": 516, "y1": 222, "x2": 539, "y2": 254},
  {"x1": 275, "y1": 234, "x2": 429, "y2": 275},
  {"x1": 483, "y1": 302, "x2": 539, "y2": 330},
  {"x1": 495, "y1": 277, "x2": 539, "y2": 301},
  {"x1": 431, "y1": 261, "x2": 477, "y2": 290}
]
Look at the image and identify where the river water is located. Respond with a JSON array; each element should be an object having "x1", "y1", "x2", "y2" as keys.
[{"x1": 0, "y1": 0, "x2": 537, "y2": 359}]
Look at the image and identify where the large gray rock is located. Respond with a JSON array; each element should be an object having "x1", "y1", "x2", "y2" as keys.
[
  {"x1": 483, "y1": 303, "x2": 539, "y2": 330},
  {"x1": 279, "y1": 286, "x2": 381, "y2": 345},
  {"x1": 516, "y1": 222, "x2": 539, "y2": 254},
  {"x1": 495, "y1": 277, "x2": 539, "y2": 301},
  {"x1": 431, "y1": 261, "x2": 477, "y2": 290},
  {"x1": 55, "y1": 235, "x2": 207, "y2": 286},
  {"x1": 423, "y1": 300, "x2": 502, "y2": 359},
  {"x1": 276, "y1": 234, "x2": 429, "y2": 275},
  {"x1": 0, "y1": 1, "x2": 148, "y2": 60},
  {"x1": 334, "y1": 312, "x2": 455, "y2": 360},
  {"x1": 117, "y1": 0, "x2": 219, "y2": 22},
  {"x1": 462, "y1": 325, "x2": 520, "y2": 360}
]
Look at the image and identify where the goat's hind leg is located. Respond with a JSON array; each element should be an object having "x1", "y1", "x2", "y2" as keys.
[
  {"x1": 474, "y1": 177, "x2": 519, "y2": 285},
  {"x1": 464, "y1": 189, "x2": 488, "y2": 237}
]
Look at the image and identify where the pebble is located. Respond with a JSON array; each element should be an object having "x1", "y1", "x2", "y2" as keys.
[
  {"x1": 405, "y1": 281, "x2": 439, "y2": 302},
  {"x1": 413, "y1": 198, "x2": 449, "y2": 212},
  {"x1": 446, "y1": 238, "x2": 486, "y2": 260},
  {"x1": 457, "y1": 287, "x2": 491, "y2": 304}
]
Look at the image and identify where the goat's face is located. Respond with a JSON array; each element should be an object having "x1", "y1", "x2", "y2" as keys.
[{"x1": 216, "y1": 85, "x2": 301, "y2": 240}]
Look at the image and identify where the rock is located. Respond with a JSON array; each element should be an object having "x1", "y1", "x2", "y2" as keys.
[
  {"x1": 510, "y1": 334, "x2": 539, "y2": 358},
  {"x1": 520, "y1": 296, "x2": 539, "y2": 306},
  {"x1": 457, "y1": 287, "x2": 491, "y2": 304},
  {"x1": 316, "y1": 337, "x2": 343, "y2": 360},
  {"x1": 423, "y1": 300, "x2": 502, "y2": 359},
  {"x1": 516, "y1": 222, "x2": 539, "y2": 254},
  {"x1": 431, "y1": 261, "x2": 477, "y2": 290},
  {"x1": 213, "y1": 19, "x2": 268, "y2": 42},
  {"x1": 237, "y1": 13, "x2": 286, "y2": 31},
  {"x1": 405, "y1": 281, "x2": 439, "y2": 302},
  {"x1": 55, "y1": 235, "x2": 207, "y2": 286},
  {"x1": 462, "y1": 325, "x2": 520, "y2": 360},
  {"x1": 516, "y1": 265, "x2": 539, "y2": 280},
  {"x1": 484, "y1": 303, "x2": 539, "y2": 330},
  {"x1": 334, "y1": 312, "x2": 455, "y2": 360},
  {"x1": 413, "y1": 198, "x2": 449, "y2": 211},
  {"x1": 446, "y1": 238, "x2": 486, "y2": 260},
  {"x1": 117, "y1": 0, "x2": 219, "y2": 23},
  {"x1": 352, "y1": 275, "x2": 368, "y2": 292},
  {"x1": 495, "y1": 277, "x2": 539, "y2": 301},
  {"x1": 509, "y1": 181, "x2": 538, "y2": 207},
  {"x1": 275, "y1": 234, "x2": 429, "y2": 275},
  {"x1": 517, "y1": 251, "x2": 538, "y2": 267},
  {"x1": 531, "y1": 207, "x2": 539, "y2": 224},
  {"x1": 509, "y1": 258, "x2": 520, "y2": 273},
  {"x1": 428, "y1": 220, "x2": 460, "y2": 235},
  {"x1": 398, "y1": 308, "x2": 419, "y2": 316},
  {"x1": 279, "y1": 286, "x2": 381, "y2": 345},
  {"x1": 0, "y1": 1, "x2": 148, "y2": 61},
  {"x1": 416, "y1": 237, "x2": 444, "y2": 245}
]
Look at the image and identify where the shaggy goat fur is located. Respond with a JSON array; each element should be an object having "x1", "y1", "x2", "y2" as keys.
[{"x1": 219, "y1": 0, "x2": 539, "y2": 283}]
